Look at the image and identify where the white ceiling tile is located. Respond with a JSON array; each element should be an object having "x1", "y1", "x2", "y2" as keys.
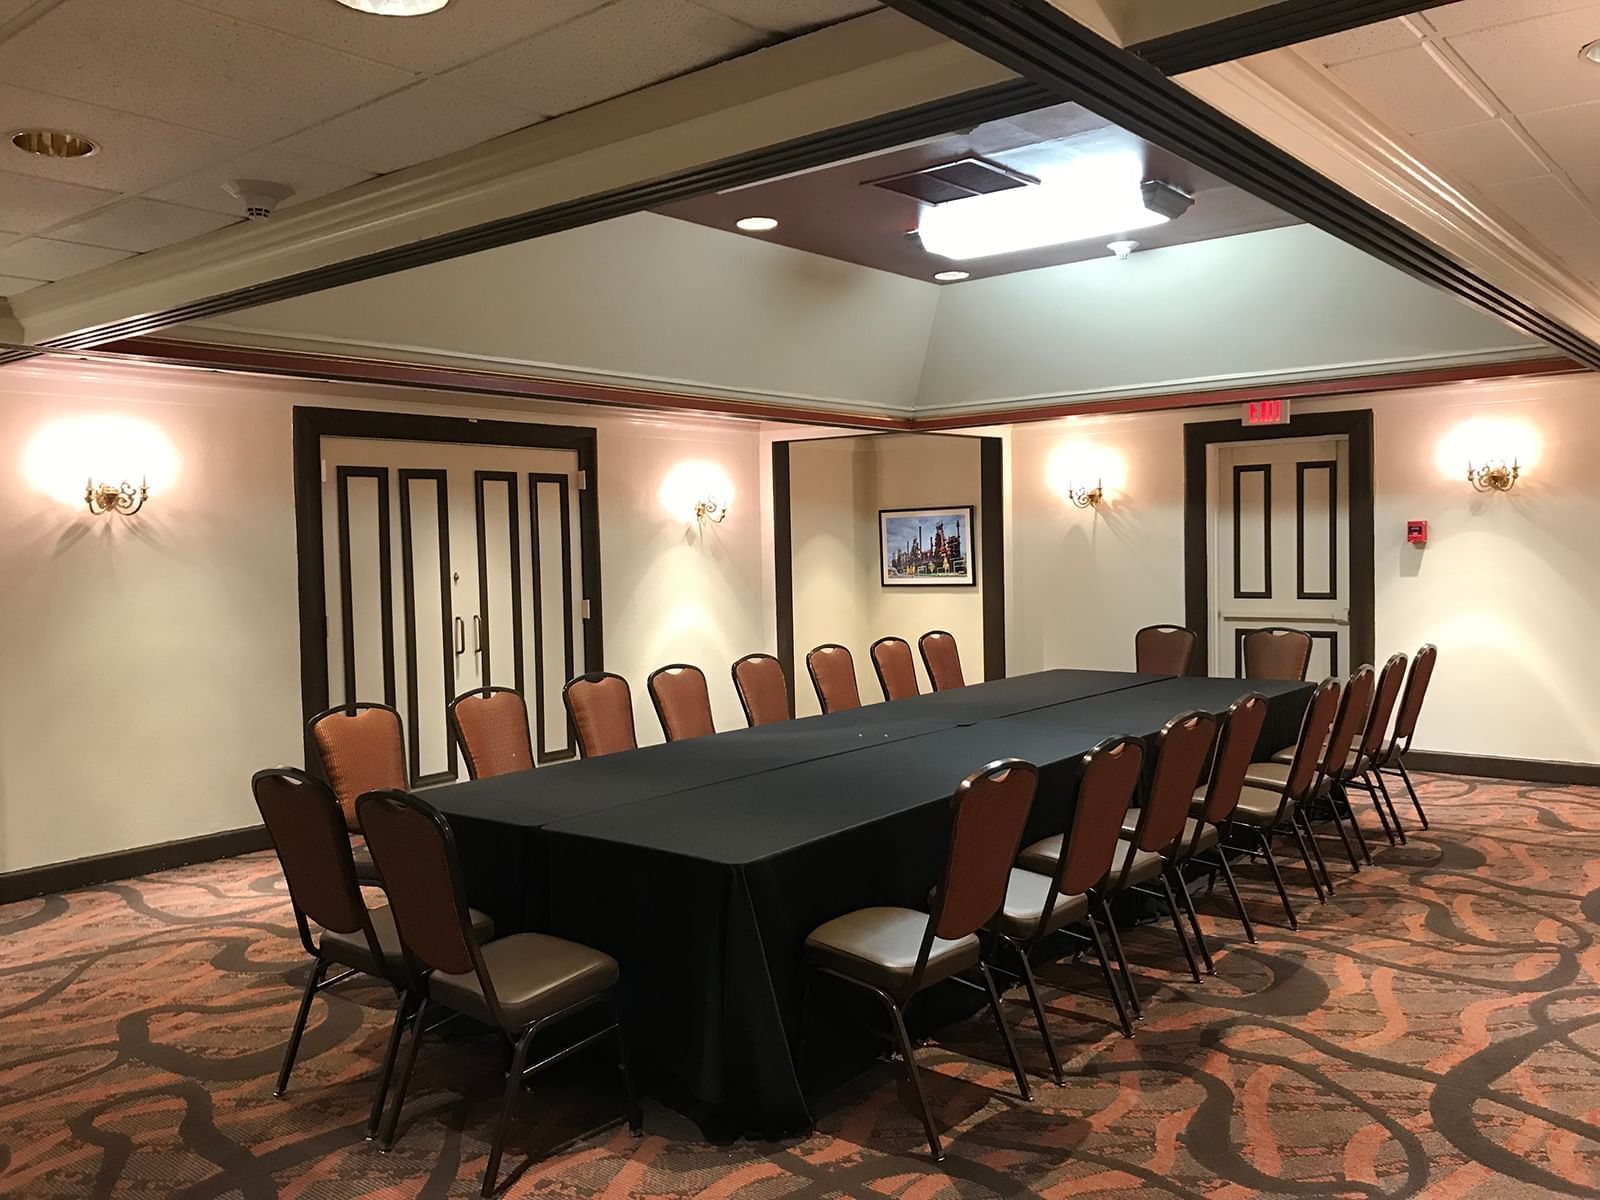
[
  {"x1": 144, "y1": 145, "x2": 375, "y2": 216},
  {"x1": 0, "y1": 274, "x2": 46, "y2": 297},
  {"x1": 1482, "y1": 172, "x2": 1600, "y2": 276},
  {"x1": 1419, "y1": 0, "x2": 1597, "y2": 36},
  {"x1": 0, "y1": 237, "x2": 133, "y2": 280},
  {"x1": 1301, "y1": 17, "x2": 1420, "y2": 65},
  {"x1": 1447, "y1": 8, "x2": 1600, "y2": 113},
  {"x1": 1328, "y1": 44, "x2": 1493, "y2": 134},
  {"x1": 1518, "y1": 99, "x2": 1600, "y2": 201},
  {"x1": 0, "y1": 169, "x2": 121, "y2": 233},
  {"x1": 0, "y1": 83, "x2": 243, "y2": 193},
  {"x1": 0, "y1": 0, "x2": 417, "y2": 142},
  {"x1": 1412, "y1": 119, "x2": 1548, "y2": 188},
  {"x1": 692, "y1": 0, "x2": 878, "y2": 34},
  {"x1": 443, "y1": 0, "x2": 768, "y2": 117},
  {"x1": 50, "y1": 197, "x2": 238, "y2": 252},
  {"x1": 173, "y1": 0, "x2": 613, "y2": 74},
  {"x1": 277, "y1": 81, "x2": 540, "y2": 175}
]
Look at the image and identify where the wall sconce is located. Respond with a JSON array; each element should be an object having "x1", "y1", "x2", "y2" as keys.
[
  {"x1": 1467, "y1": 459, "x2": 1519, "y2": 493},
  {"x1": 1066, "y1": 478, "x2": 1104, "y2": 509},
  {"x1": 85, "y1": 476, "x2": 148, "y2": 516},
  {"x1": 694, "y1": 496, "x2": 729, "y2": 525}
]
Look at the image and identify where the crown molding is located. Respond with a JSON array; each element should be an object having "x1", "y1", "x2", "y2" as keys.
[
  {"x1": 10, "y1": 10, "x2": 1014, "y2": 348},
  {"x1": 1179, "y1": 49, "x2": 1600, "y2": 348}
]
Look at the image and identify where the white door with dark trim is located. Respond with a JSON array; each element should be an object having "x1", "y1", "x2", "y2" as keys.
[
  {"x1": 1208, "y1": 436, "x2": 1350, "y2": 679},
  {"x1": 320, "y1": 437, "x2": 586, "y2": 783}
]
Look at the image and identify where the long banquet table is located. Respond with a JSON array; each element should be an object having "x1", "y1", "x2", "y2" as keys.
[{"x1": 430, "y1": 669, "x2": 1312, "y2": 1133}]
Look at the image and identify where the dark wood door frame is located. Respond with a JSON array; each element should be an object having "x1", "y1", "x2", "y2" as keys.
[
  {"x1": 292, "y1": 406, "x2": 602, "y2": 729},
  {"x1": 1183, "y1": 409, "x2": 1375, "y2": 676},
  {"x1": 772, "y1": 433, "x2": 1005, "y2": 708}
]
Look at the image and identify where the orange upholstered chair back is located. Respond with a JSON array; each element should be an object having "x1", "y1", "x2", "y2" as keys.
[
  {"x1": 1056, "y1": 736, "x2": 1144, "y2": 896},
  {"x1": 648, "y1": 664, "x2": 716, "y2": 742},
  {"x1": 930, "y1": 760, "x2": 1038, "y2": 941},
  {"x1": 307, "y1": 703, "x2": 407, "y2": 831},
  {"x1": 870, "y1": 637, "x2": 920, "y2": 702},
  {"x1": 357, "y1": 790, "x2": 478, "y2": 979},
  {"x1": 1134, "y1": 624, "x2": 1197, "y2": 676},
  {"x1": 1197, "y1": 693, "x2": 1268, "y2": 825},
  {"x1": 449, "y1": 688, "x2": 534, "y2": 779},
  {"x1": 1241, "y1": 627, "x2": 1313, "y2": 681},
  {"x1": 563, "y1": 672, "x2": 637, "y2": 758},
  {"x1": 918, "y1": 630, "x2": 966, "y2": 691},
  {"x1": 1357, "y1": 653, "x2": 1407, "y2": 764},
  {"x1": 252, "y1": 767, "x2": 367, "y2": 937},
  {"x1": 1133, "y1": 710, "x2": 1217, "y2": 855},
  {"x1": 1391, "y1": 644, "x2": 1437, "y2": 747},
  {"x1": 1322, "y1": 664, "x2": 1374, "y2": 780},
  {"x1": 732, "y1": 654, "x2": 790, "y2": 727},
  {"x1": 806, "y1": 644, "x2": 861, "y2": 714}
]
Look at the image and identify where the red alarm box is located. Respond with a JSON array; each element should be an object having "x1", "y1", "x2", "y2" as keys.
[{"x1": 1406, "y1": 520, "x2": 1428, "y2": 546}]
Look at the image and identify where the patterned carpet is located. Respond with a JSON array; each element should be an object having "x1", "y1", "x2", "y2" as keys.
[{"x1": 2, "y1": 773, "x2": 1598, "y2": 1199}]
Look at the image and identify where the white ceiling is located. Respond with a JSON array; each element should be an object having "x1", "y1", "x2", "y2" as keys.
[
  {"x1": 0, "y1": 0, "x2": 877, "y2": 298},
  {"x1": 1300, "y1": 0, "x2": 1600, "y2": 290}
]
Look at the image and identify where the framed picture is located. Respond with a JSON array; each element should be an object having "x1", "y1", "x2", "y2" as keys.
[{"x1": 880, "y1": 505, "x2": 976, "y2": 587}]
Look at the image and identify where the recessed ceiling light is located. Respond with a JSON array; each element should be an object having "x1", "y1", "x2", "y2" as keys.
[
  {"x1": 332, "y1": 0, "x2": 449, "y2": 14},
  {"x1": 736, "y1": 216, "x2": 779, "y2": 232},
  {"x1": 1107, "y1": 239, "x2": 1140, "y2": 260},
  {"x1": 1582, "y1": 38, "x2": 1600, "y2": 64},
  {"x1": 933, "y1": 270, "x2": 970, "y2": 282},
  {"x1": 10, "y1": 129, "x2": 97, "y2": 159}
]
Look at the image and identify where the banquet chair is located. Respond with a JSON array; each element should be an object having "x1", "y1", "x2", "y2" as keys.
[
  {"x1": 732, "y1": 653, "x2": 791, "y2": 727},
  {"x1": 1102, "y1": 710, "x2": 1219, "y2": 995},
  {"x1": 1241, "y1": 627, "x2": 1313, "y2": 681},
  {"x1": 806, "y1": 643, "x2": 861, "y2": 714},
  {"x1": 448, "y1": 687, "x2": 534, "y2": 779},
  {"x1": 799, "y1": 760, "x2": 1039, "y2": 1160},
  {"x1": 1134, "y1": 624, "x2": 1198, "y2": 676},
  {"x1": 251, "y1": 768, "x2": 493, "y2": 1138},
  {"x1": 563, "y1": 672, "x2": 637, "y2": 758},
  {"x1": 357, "y1": 789, "x2": 640, "y2": 1196},
  {"x1": 870, "y1": 636, "x2": 920, "y2": 702},
  {"x1": 1219, "y1": 679, "x2": 1341, "y2": 927},
  {"x1": 1174, "y1": 692, "x2": 1268, "y2": 944},
  {"x1": 999, "y1": 735, "x2": 1144, "y2": 1075},
  {"x1": 1372, "y1": 644, "x2": 1438, "y2": 829},
  {"x1": 648, "y1": 663, "x2": 716, "y2": 742},
  {"x1": 307, "y1": 701, "x2": 406, "y2": 882},
  {"x1": 918, "y1": 630, "x2": 966, "y2": 691},
  {"x1": 1252, "y1": 665, "x2": 1375, "y2": 872}
]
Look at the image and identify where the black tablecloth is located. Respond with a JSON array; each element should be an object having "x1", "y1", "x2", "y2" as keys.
[{"x1": 430, "y1": 671, "x2": 1310, "y2": 1131}]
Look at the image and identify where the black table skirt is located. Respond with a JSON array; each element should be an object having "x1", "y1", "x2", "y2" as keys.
[{"x1": 432, "y1": 671, "x2": 1311, "y2": 1133}]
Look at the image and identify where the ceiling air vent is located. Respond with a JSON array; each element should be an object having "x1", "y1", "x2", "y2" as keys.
[{"x1": 867, "y1": 157, "x2": 1037, "y2": 205}]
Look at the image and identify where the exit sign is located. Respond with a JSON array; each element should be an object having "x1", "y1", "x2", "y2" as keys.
[{"x1": 1244, "y1": 398, "x2": 1290, "y2": 426}]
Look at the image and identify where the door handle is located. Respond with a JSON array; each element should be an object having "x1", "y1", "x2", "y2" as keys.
[
  {"x1": 473, "y1": 614, "x2": 481, "y2": 659},
  {"x1": 454, "y1": 616, "x2": 465, "y2": 656}
]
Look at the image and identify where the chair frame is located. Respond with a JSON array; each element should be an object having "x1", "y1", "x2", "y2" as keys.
[
  {"x1": 1343, "y1": 653, "x2": 1411, "y2": 847},
  {"x1": 1133, "y1": 624, "x2": 1198, "y2": 676},
  {"x1": 1304, "y1": 664, "x2": 1378, "y2": 873},
  {"x1": 447, "y1": 686, "x2": 534, "y2": 780},
  {"x1": 646, "y1": 662, "x2": 716, "y2": 743},
  {"x1": 917, "y1": 630, "x2": 965, "y2": 692},
  {"x1": 356, "y1": 789, "x2": 641, "y2": 1196},
  {"x1": 805, "y1": 643, "x2": 860, "y2": 715},
  {"x1": 731, "y1": 652, "x2": 791, "y2": 728},
  {"x1": 1241, "y1": 626, "x2": 1314, "y2": 681},
  {"x1": 562, "y1": 671, "x2": 637, "y2": 759},
  {"x1": 869, "y1": 635, "x2": 920, "y2": 703},
  {"x1": 1371, "y1": 644, "x2": 1437, "y2": 830}
]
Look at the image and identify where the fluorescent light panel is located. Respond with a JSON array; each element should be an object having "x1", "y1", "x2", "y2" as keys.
[{"x1": 917, "y1": 182, "x2": 1170, "y2": 261}]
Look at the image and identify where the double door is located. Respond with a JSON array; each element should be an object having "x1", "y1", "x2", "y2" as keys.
[
  {"x1": 1208, "y1": 435, "x2": 1350, "y2": 679},
  {"x1": 322, "y1": 437, "x2": 585, "y2": 783}
]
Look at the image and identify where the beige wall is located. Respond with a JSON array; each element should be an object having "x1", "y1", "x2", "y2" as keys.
[
  {"x1": 1008, "y1": 373, "x2": 1600, "y2": 765},
  {"x1": 0, "y1": 360, "x2": 772, "y2": 873}
]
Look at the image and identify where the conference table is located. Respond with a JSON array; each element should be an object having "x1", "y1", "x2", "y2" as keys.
[{"x1": 431, "y1": 669, "x2": 1312, "y2": 1134}]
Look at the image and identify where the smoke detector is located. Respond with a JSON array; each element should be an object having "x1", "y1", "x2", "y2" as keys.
[{"x1": 223, "y1": 179, "x2": 295, "y2": 220}]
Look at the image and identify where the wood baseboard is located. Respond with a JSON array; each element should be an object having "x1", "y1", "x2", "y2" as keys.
[
  {"x1": 0, "y1": 825, "x2": 273, "y2": 906},
  {"x1": 1407, "y1": 750, "x2": 1600, "y2": 787}
]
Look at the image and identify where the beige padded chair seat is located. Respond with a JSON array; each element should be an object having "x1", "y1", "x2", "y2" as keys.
[
  {"x1": 1121, "y1": 814, "x2": 1218, "y2": 856},
  {"x1": 988, "y1": 869, "x2": 1090, "y2": 940},
  {"x1": 804, "y1": 907, "x2": 980, "y2": 997},
  {"x1": 1269, "y1": 743, "x2": 1359, "y2": 772},
  {"x1": 1245, "y1": 760, "x2": 1291, "y2": 789},
  {"x1": 1018, "y1": 833, "x2": 1163, "y2": 888},
  {"x1": 428, "y1": 932, "x2": 619, "y2": 1030},
  {"x1": 322, "y1": 903, "x2": 493, "y2": 977},
  {"x1": 1229, "y1": 785, "x2": 1292, "y2": 826},
  {"x1": 1108, "y1": 840, "x2": 1164, "y2": 888}
]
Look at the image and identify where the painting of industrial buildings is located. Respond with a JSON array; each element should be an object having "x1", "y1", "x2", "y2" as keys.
[{"x1": 879, "y1": 506, "x2": 976, "y2": 587}]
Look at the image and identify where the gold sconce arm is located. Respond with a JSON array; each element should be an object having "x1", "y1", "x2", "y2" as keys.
[
  {"x1": 1466, "y1": 459, "x2": 1519, "y2": 493},
  {"x1": 1068, "y1": 478, "x2": 1104, "y2": 509},
  {"x1": 86, "y1": 477, "x2": 148, "y2": 516}
]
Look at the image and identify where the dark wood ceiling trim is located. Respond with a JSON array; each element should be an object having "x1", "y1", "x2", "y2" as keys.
[
  {"x1": 79, "y1": 337, "x2": 913, "y2": 430},
  {"x1": 912, "y1": 356, "x2": 1583, "y2": 429},
  {"x1": 877, "y1": 0, "x2": 1600, "y2": 371},
  {"x1": 35, "y1": 80, "x2": 1056, "y2": 353},
  {"x1": 1131, "y1": 0, "x2": 1453, "y2": 75}
]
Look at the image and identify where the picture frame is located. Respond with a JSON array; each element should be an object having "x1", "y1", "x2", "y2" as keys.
[{"x1": 879, "y1": 505, "x2": 976, "y2": 587}]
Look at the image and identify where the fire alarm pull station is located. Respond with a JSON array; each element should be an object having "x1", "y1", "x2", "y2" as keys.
[{"x1": 1406, "y1": 520, "x2": 1428, "y2": 546}]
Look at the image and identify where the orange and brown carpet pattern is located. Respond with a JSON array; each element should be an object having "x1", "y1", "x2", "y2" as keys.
[{"x1": 2, "y1": 773, "x2": 1599, "y2": 1198}]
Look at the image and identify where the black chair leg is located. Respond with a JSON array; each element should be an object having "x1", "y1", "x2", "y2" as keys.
[
  {"x1": 978, "y1": 962, "x2": 1033, "y2": 1102},
  {"x1": 1321, "y1": 790, "x2": 1362, "y2": 872},
  {"x1": 1336, "y1": 783, "x2": 1376, "y2": 866},
  {"x1": 1396, "y1": 759, "x2": 1430, "y2": 829},
  {"x1": 1285, "y1": 815, "x2": 1326, "y2": 903},
  {"x1": 611, "y1": 998, "x2": 644, "y2": 1135},
  {"x1": 1294, "y1": 809, "x2": 1336, "y2": 894},
  {"x1": 1212, "y1": 850, "x2": 1257, "y2": 944},
  {"x1": 1374, "y1": 771, "x2": 1408, "y2": 844},
  {"x1": 1096, "y1": 896, "x2": 1142, "y2": 1020},
  {"x1": 1085, "y1": 911, "x2": 1135, "y2": 1037},
  {"x1": 1169, "y1": 867, "x2": 1216, "y2": 974},
  {"x1": 880, "y1": 993, "x2": 942, "y2": 1161},
  {"x1": 378, "y1": 998, "x2": 430, "y2": 1152},
  {"x1": 275, "y1": 957, "x2": 328, "y2": 1098},
  {"x1": 1254, "y1": 828, "x2": 1299, "y2": 929},
  {"x1": 1004, "y1": 937, "x2": 1063, "y2": 1084},
  {"x1": 1156, "y1": 873, "x2": 1202, "y2": 983},
  {"x1": 1354, "y1": 777, "x2": 1397, "y2": 846},
  {"x1": 482, "y1": 1023, "x2": 537, "y2": 1198},
  {"x1": 366, "y1": 990, "x2": 414, "y2": 1139}
]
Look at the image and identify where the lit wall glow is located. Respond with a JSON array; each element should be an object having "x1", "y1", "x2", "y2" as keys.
[
  {"x1": 657, "y1": 460, "x2": 734, "y2": 525},
  {"x1": 23, "y1": 414, "x2": 181, "y2": 508},
  {"x1": 1433, "y1": 415, "x2": 1541, "y2": 482},
  {"x1": 1045, "y1": 440, "x2": 1127, "y2": 505}
]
